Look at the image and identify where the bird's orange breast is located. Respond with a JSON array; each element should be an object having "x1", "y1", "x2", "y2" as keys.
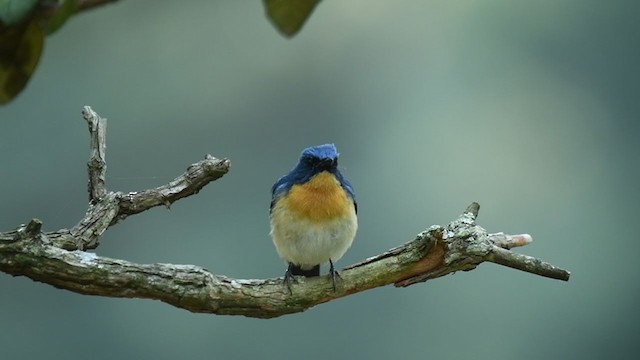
[{"x1": 283, "y1": 171, "x2": 353, "y2": 222}]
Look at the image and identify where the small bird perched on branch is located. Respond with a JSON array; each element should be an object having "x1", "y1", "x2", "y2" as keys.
[{"x1": 270, "y1": 144, "x2": 358, "y2": 291}]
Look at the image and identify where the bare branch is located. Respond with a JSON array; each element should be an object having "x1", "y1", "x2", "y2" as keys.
[
  {"x1": 486, "y1": 246, "x2": 570, "y2": 281},
  {"x1": 489, "y1": 232, "x2": 533, "y2": 249},
  {"x1": 117, "y1": 154, "x2": 229, "y2": 218},
  {"x1": 39, "y1": 107, "x2": 228, "y2": 251},
  {"x1": 83, "y1": 106, "x2": 107, "y2": 203},
  {"x1": 0, "y1": 107, "x2": 571, "y2": 319}
]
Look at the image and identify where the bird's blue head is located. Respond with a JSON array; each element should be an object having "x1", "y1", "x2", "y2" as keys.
[
  {"x1": 301, "y1": 143, "x2": 339, "y2": 163},
  {"x1": 299, "y1": 143, "x2": 339, "y2": 171},
  {"x1": 271, "y1": 143, "x2": 355, "y2": 203}
]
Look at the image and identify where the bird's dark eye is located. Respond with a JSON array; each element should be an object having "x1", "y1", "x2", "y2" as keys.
[
  {"x1": 302, "y1": 155, "x2": 315, "y2": 166},
  {"x1": 317, "y1": 158, "x2": 336, "y2": 169}
]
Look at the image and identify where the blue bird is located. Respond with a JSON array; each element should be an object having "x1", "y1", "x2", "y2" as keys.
[{"x1": 270, "y1": 144, "x2": 358, "y2": 291}]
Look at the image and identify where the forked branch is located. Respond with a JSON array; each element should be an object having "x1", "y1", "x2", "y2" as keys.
[{"x1": 0, "y1": 107, "x2": 570, "y2": 319}]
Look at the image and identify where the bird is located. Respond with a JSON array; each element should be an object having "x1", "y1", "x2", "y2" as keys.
[{"x1": 270, "y1": 144, "x2": 357, "y2": 292}]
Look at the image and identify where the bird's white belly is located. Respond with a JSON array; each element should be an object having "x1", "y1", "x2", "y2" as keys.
[{"x1": 270, "y1": 205, "x2": 357, "y2": 269}]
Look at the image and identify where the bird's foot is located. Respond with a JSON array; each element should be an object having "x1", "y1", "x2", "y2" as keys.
[
  {"x1": 283, "y1": 264, "x2": 298, "y2": 294},
  {"x1": 329, "y1": 259, "x2": 342, "y2": 291}
]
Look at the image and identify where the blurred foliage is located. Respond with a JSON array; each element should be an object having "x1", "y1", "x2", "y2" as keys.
[
  {"x1": 43, "y1": 0, "x2": 77, "y2": 34},
  {"x1": 0, "y1": 0, "x2": 318, "y2": 106},
  {"x1": 263, "y1": 0, "x2": 321, "y2": 37},
  {"x1": 0, "y1": 0, "x2": 77, "y2": 105},
  {"x1": 0, "y1": 0, "x2": 38, "y2": 25},
  {"x1": 0, "y1": 19, "x2": 43, "y2": 104}
]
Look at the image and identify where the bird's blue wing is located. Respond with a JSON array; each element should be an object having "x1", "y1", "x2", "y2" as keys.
[
  {"x1": 334, "y1": 170, "x2": 357, "y2": 214},
  {"x1": 270, "y1": 174, "x2": 292, "y2": 213}
]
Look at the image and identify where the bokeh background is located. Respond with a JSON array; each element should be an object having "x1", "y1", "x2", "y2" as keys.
[{"x1": 1, "y1": 1, "x2": 638, "y2": 359}]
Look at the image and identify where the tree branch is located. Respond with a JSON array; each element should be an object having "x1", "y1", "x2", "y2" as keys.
[
  {"x1": 83, "y1": 106, "x2": 107, "y2": 203},
  {"x1": 0, "y1": 107, "x2": 570, "y2": 319}
]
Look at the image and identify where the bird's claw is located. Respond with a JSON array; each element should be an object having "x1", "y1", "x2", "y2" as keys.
[{"x1": 329, "y1": 259, "x2": 342, "y2": 291}]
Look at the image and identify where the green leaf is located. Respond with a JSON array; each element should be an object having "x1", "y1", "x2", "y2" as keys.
[
  {"x1": 263, "y1": 0, "x2": 321, "y2": 38},
  {"x1": 44, "y1": 0, "x2": 78, "y2": 35},
  {"x1": 0, "y1": 0, "x2": 38, "y2": 26},
  {"x1": 0, "y1": 19, "x2": 44, "y2": 104}
]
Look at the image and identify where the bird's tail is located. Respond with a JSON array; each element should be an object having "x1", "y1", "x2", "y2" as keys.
[{"x1": 290, "y1": 264, "x2": 320, "y2": 277}]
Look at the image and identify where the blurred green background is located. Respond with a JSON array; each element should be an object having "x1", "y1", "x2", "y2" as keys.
[{"x1": 1, "y1": 1, "x2": 638, "y2": 359}]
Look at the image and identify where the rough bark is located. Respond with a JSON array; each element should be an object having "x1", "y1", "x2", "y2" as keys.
[{"x1": 0, "y1": 107, "x2": 570, "y2": 319}]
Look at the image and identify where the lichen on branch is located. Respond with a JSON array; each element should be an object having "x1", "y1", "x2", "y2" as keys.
[{"x1": 0, "y1": 107, "x2": 570, "y2": 319}]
